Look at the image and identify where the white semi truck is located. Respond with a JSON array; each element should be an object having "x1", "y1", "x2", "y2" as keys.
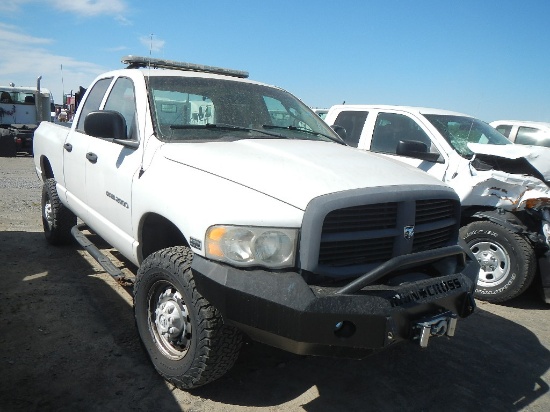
[{"x1": 0, "y1": 77, "x2": 53, "y2": 156}]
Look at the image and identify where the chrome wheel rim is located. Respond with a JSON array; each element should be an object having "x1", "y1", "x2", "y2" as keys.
[
  {"x1": 470, "y1": 240, "x2": 510, "y2": 287},
  {"x1": 148, "y1": 281, "x2": 192, "y2": 360},
  {"x1": 43, "y1": 198, "x2": 54, "y2": 230}
]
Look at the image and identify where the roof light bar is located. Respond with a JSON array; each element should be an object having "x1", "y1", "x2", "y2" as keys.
[{"x1": 121, "y1": 55, "x2": 249, "y2": 78}]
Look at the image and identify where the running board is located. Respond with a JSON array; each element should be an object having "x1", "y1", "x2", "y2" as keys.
[{"x1": 71, "y1": 223, "x2": 133, "y2": 284}]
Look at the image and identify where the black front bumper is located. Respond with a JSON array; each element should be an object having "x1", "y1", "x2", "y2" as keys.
[{"x1": 191, "y1": 247, "x2": 478, "y2": 358}]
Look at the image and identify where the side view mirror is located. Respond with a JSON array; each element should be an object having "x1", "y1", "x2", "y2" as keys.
[
  {"x1": 331, "y1": 124, "x2": 347, "y2": 140},
  {"x1": 84, "y1": 110, "x2": 127, "y2": 140},
  {"x1": 396, "y1": 140, "x2": 442, "y2": 163}
]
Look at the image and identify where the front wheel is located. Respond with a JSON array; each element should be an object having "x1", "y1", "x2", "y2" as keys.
[
  {"x1": 460, "y1": 221, "x2": 536, "y2": 303},
  {"x1": 134, "y1": 246, "x2": 242, "y2": 389}
]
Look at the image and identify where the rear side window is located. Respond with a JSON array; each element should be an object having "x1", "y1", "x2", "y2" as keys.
[
  {"x1": 495, "y1": 125, "x2": 512, "y2": 138},
  {"x1": 332, "y1": 111, "x2": 368, "y2": 147},
  {"x1": 76, "y1": 77, "x2": 113, "y2": 133}
]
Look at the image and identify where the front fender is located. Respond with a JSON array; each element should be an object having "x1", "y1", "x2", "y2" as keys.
[{"x1": 132, "y1": 157, "x2": 305, "y2": 259}]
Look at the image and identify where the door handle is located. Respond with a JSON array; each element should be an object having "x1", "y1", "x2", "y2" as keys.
[
  {"x1": 63, "y1": 143, "x2": 73, "y2": 152},
  {"x1": 86, "y1": 152, "x2": 98, "y2": 164}
]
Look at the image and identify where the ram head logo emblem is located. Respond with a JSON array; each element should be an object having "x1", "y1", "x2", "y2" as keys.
[{"x1": 404, "y1": 225, "x2": 415, "y2": 240}]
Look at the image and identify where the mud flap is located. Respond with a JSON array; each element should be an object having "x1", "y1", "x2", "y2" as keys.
[{"x1": 537, "y1": 253, "x2": 550, "y2": 304}]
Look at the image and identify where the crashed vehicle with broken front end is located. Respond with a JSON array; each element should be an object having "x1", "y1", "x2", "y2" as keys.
[
  {"x1": 33, "y1": 57, "x2": 478, "y2": 389},
  {"x1": 325, "y1": 105, "x2": 550, "y2": 303}
]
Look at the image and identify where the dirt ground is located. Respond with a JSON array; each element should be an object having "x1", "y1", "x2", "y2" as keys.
[{"x1": 1, "y1": 156, "x2": 549, "y2": 412}]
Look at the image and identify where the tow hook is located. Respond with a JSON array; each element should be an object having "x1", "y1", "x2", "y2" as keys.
[{"x1": 413, "y1": 312, "x2": 458, "y2": 348}]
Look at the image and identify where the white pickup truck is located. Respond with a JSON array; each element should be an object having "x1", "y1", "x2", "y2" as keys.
[
  {"x1": 33, "y1": 57, "x2": 478, "y2": 389},
  {"x1": 325, "y1": 104, "x2": 550, "y2": 304}
]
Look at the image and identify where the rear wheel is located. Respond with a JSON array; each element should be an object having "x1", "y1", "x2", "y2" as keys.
[
  {"x1": 460, "y1": 221, "x2": 536, "y2": 303},
  {"x1": 134, "y1": 246, "x2": 242, "y2": 389},
  {"x1": 0, "y1": 129, "x2": 17, "y2": 157},
  {"x1": 41, "y1": 178, "x2": 76, "y2": 245}
]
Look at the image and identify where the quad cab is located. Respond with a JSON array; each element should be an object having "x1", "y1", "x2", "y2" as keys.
[{"x1": 33, "y1": 57, "x2": 478, "y2": 389}]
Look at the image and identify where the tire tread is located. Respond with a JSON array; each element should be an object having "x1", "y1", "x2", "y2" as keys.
[
  {"x1": 460, "y1": 221, "x2": 536, "y2": 303},
  {"x1": 42, "y1": 178, "x2": 77, "y2": 245},
  {"x1": 134, "y1": 246, "x2": 242, "y2": 389}
]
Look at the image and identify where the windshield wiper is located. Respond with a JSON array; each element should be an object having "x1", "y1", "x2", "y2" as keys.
[
  {"x1": 262, "y1": 124, "x2": 346, "y2": 145},
  {"x1": 169, "y1": 123, "x2": 288, "y2": 139}
]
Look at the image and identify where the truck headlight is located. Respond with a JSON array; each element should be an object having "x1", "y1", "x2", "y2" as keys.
[{"x1": 205, "y1": 225, "x2": 298, "y2": 268}]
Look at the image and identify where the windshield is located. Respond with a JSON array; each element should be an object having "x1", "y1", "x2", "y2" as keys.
[
  {"x1": 0, "y1": 90, "x2": 35, "y2": 105},
  {"x1": 424, "y1": 114, "x2": 511, "y2": 158},
  {"x1": 147, "y1": 76, "x2": 339, "y2": 143}
]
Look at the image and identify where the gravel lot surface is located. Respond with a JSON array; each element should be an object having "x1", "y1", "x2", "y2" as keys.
[{"x1": 1, "y1": 156, "x2": 549, "y2": 411}]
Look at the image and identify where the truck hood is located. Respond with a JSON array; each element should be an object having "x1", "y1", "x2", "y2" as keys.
[
  {"x1": 468, "y1": 143, "x2": 550, "y2": 182},
  {"x1": 161, "y1": 139, "x2": 447, "y2": 210}
]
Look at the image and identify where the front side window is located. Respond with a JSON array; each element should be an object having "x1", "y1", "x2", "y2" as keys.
[
  {"x1": 371, "y1": 113, "x2": 433, "y2": 154},
  {"x1": 332, "y1": 111, "x2": 368, "y2": 147},
  {"x1": 147, "y1": 76, "x2": 338, "y2": 143},
  {"x1": 516, "y1": 126, "x2": 550, "y2": 147},
  {"x1": 104, "y1": 77, "x2": 137, "y2": 140},
  {"x1": 424, "y1": 114, "x2": 511, "y2": 158},
  {"x1": 76, "y1": 77, "x2": 113, "y2": 132}
]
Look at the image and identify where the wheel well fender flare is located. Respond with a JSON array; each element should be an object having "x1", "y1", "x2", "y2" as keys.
[
  {"x1": 463, "y1": 208, "x2": 527, "y2": 234},
  {"x1": 39, "y1": 155, "x2": 54, "y2": 180},
  {"x1": 138, "y1": 213, "x2": 189, "y2": 263}
]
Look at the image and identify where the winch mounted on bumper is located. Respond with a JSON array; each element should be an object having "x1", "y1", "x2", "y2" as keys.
[{"x1": 192, "y1": 244, "x2": 478, "y2": 358}]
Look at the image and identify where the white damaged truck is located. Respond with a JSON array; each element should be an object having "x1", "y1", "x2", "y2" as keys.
[
  {"x1": 33, "y1": 57, "x2": 478, "y2": 389},
  {"x1": 325, "y1": 105, "x2": 550, "y2": 303}
]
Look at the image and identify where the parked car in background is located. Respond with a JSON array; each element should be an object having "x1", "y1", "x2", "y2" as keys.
[
  {"x1": 312, "y1": 108, "x2": 328, "y2": 120},
  {"x1": 325, "y1": 104, "x2": 550, "y2": 304},
  {"x1": 490, "y1": 120, "x2": 550, "y2": 148}
]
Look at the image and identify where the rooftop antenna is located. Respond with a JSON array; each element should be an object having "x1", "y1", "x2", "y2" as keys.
[
  {"x1": 61, "y1": 64, "x2": 65, "y2": 105},
  {"x1": 148, "y1": 33, "x2": 154, "y2": 65},
  {"x1": 139, "y1": 33, "x2": 155, "y2": 178}
]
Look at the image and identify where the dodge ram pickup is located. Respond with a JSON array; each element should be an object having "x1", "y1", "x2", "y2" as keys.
[
  {"x1": 326, "y1": 104, "x2": 550, "y2": 303},
  {"x1": 33, "y1": 57, "x2": 478, "y2": 389}
]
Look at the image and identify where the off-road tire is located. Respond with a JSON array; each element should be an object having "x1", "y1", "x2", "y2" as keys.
[
  {"x1": 41, "y1": 178, "x2": 77, "y2": 245},
  {"x1": 134, "y1": 246, "x2": 242, "y2": 389},
  {"x1": 460, "y1": 221, "x2": 536, "y2": 303}
]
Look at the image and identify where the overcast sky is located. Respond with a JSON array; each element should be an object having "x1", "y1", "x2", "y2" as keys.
[{"x1": 1, "y1": 0, "x2": 549, "y2": 122}]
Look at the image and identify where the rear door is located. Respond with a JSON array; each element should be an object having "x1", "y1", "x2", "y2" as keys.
[{"x1": 63, "y1": 77, "x2": 113, "y2": 220}]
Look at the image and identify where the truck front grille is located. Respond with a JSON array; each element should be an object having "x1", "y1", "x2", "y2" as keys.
[
  {"x1": 322, "y1": 203, "x2": 397, "y2": 233},
  {"x1": 316, "y1": 197, "x2": 458, "y2": 274},
  {"x1": 415, "y1": 199, "x2": 455, "y2": 223},
  {"x1": 412, "y1": 226, "x2": 454, "y2": 252},
  {"x1": 319, "y1": 237, "x2": 394, "y2": 266}
]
